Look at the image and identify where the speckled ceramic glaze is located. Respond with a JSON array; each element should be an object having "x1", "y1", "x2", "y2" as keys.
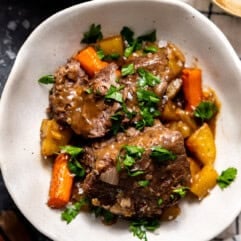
[{"x1": 0, "y1": 1, "x2": 241, "y2": 241}]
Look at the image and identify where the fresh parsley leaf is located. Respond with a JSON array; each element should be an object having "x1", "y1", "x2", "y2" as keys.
[
  {"x1": 85, "y1": 88, "x2": 93, "y2": 94},
  {"x1": 111, "y1": 111, "x2": 124, "y2": 135},
  {"x1": 93, "y1": 207, "x2": 117, "y2": 224},
  {"x1": 123, "y1": 155, "x2": 136, "y2": 167},
  {"x1": 137, "y1": 30, "x2": 156, "y2": 43},
  {"x1": 172, "y1": 186, "x2": 189, "y2": 198},
  {"x1": 143, "y1": 45, "x2": 158, "y2": 53},
  {"x1": 157, "y1": 198, "x2": 163, "y2": 206},
  {"x1": 38, "y1": 74, "x2": 55, "y2": 84},
  {"x1": 217, "y1": 167, "x2": 238, "y2": 189},
  {"x1": 124, "y1": 145, "x2": 145, "y2": 158},
  {"x1": 68, "y1": 159, "x2": 85, "y2": 178},
  {"x1": 137, "y1": 68, "x2": 160, "y2": 87},
  {"x1": 61, "y1": 198, "x2": 88, "y2": 224},
  {"x1": 138, "y1": 180, "x2": 150, "y2": 187},
  {"x1": 81, "y1": 23, "x2": 103, "y2": 44},
  {"x1": 121, "y1": 63, "x2": 135, "y2": 76},
  {"x1": 105, "y1": 85, "x2": 124, "y2": 103},
  {"x1": 103, "y1": 53, "x2": 120, "y2": 61},
  {"x1": 150, "y1": 146, "x2": 176, "y2": 162},
  {"x1": 129, "y1": 218, "x2": 160, "y2": 241},
  {"x1": 194, "y1": 101, "x2": 217, "y2": 121},
  {"x1": 120, "y1": 26, "x2": 134, "y2": 45},
  {"x1": 97, "y1": 49, "x2": 105, "y2": 60},
  {"x1": 137, "y1": 89, "x2": 160, "y2": 104},
  {"x1": 117, "y1": 145, "x2": 145, "y2": 176},
  {"x1": 136, "y1": 106, "x2": 160, "y2": 130},
  {"x1": 60, "y1": 145, "x2": 83, "y2": 158},
  {"x1": 128, "y1": 170, "x2": 145, "y2": 177}
]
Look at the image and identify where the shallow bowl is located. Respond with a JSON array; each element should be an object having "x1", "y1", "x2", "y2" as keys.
[{"x1": 0, "y1": 0, "x2": 241, "y2": 241}]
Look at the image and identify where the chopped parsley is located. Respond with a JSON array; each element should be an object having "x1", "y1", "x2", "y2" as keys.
[
  {"x1": 60, "y1": 145, "x2": 85, "y2": 178},
  {"x1": 38, "y1": 74, "x2": 55, "y2": 84},
  {"x1": 124, "y1": 145, "x2": 145, "y2": 158},
  {"x1": 137, "y1": 89, "x2": 160, "y2": 105},
  {"x1": 60, "y1": 145, "x2": 83, "y2": 158},
  {"x1": 120, "y1": 26, "x2": 156, "y2": 58},
  {"x1": 81, "y1": 23, "x2": 103, "y2": 44},
  {"x1": 97, "y1": 49, "x2": 120, "y2": 61},
  {"x1": 217, "y1": 167, "x2": 238, "y2": 189},
  {"x1": 61, "y1": 198, "x2": 88, "y2": 224},
  {"x1": 105, "y1": 85, "x2": 124, "y2": 103},
  {"x1": 121, "y1": 63, "x2": 135, "y2": 76},
  {"x1": 194, "y1": 101, "x2": 217, "y2": 122},
  {"x1": 117, "y1": 145, "x2": 145, "y2": 176},
  {"x1": 93, "y1": 207, "x2": 117, "y2": 224},
  {"x1": 129, "y1": 218, "x2": 160, "y2": 241},
  {"x1": 120, "y1": 26, "x2": 134, "y2": 45},
  {"x1": 137, "y1": 68, "x2": 160, "y2": 87},
  {"x1": 138, "y1": 180, "x2": 150, "y2": 187},
  {"x1": 172, "y1": 186, "x2": 189, "y2": 198},
  {"x1": 157, "y1": 198, "x2": 163, "y2": 206},
  {"x1": 150, "y1": 146, "x2": 176, "y2": 162},
  {"x1": 143, "y1": 45, "x2": 158, "y2": 53},
  {"x1": 137, "y1": 30, "x2": 156, "y2": 43}
]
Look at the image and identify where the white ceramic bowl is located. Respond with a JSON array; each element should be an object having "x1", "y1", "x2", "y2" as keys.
[{"x1": 1, "y1": 0, "x2": 241, "y2": 241}]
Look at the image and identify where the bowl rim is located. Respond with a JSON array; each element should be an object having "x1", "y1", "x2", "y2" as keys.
[{"x1": 0, "y1": 0, "x2": 241, "y2": 240}]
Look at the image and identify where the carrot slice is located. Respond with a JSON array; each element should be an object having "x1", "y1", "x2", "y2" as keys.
[
  {"x1": 74, "y1": 46, "x2": 108, "y2": 77},
  {"x1": 47, "y1": 153, "x2": 73, "y2": 209},
  {"x1": 182, "y1": 68, "x2": 202, "y2": 111}
]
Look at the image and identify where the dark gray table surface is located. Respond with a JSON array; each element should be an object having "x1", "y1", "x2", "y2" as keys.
[{"x1": 0, "y1": 1, "x2": 89, "y2": 240}]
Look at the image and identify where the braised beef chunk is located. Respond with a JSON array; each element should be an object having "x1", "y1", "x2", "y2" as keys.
[
  {"x1": 49, "y1": 44, "x2": 185, "y2": 138},
  {"x1": 83, "y1": 121, "x2": 191, "y2": 218},
  {"x1": 49, "y1": 61, "x2": 120, "y2": 138}
]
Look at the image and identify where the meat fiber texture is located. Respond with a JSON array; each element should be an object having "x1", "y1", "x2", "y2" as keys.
[
  {"x1": 82, "y1": 121, "x2": 191, "y2": 218},
  {"x1": 49, "y1": 45, "x2": 184, "y2": 139}
]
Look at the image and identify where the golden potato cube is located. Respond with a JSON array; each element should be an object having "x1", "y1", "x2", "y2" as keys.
[
  {"x1": 186, "y1": 123, "x2": 216, "y2": 165},
  {"x1": 188, "y1": 157, "x2": 201, "y2": 182},
  {"x1": 190, "y1": 164, "x2": 218, "y2": 199},
  {"x1": 40, "y1": 119, "x2": 72, "y2": 156},
  {"x1": 99, "y1": 35, "x2": 124, "y2": 56}
]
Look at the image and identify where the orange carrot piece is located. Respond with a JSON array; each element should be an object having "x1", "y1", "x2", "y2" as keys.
[
  {"x1": 47, "y1": 153, "x2": 73, "y2": 209},
  {"x1": 74, "y1": 46, "x2": 108, "y2": 77},
  {"x1": 182, "y1": 68, "x2": 202, "y2": 111}
]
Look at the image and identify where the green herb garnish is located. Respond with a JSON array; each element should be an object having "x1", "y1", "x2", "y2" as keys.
[
  {"x1": 61, "y1": 198, "x2": 88, "y2": 224},
  {"x1": 172, "y1": 186, "x2": 189, "y2": 198},
  {"x1": 143, "y1": 45, "x2": 158, "y2": 53},
  {"x1": 68, "y1": 159, "x2": 85, "y2": 178},
  {"x1": 121, "y1": 63, "x2": 135, "y2": 76},
  {"x1": 120, "y1": 26, "x2": 134, "y2": 45},
  {"x1": 105, "y1": 85, "x2": 124, "y2": 103},
  {"x1": 138, "y1": 180, "x2": 150, "y2": 187},
  {"x1": 137, "y1": 89, "x2": 160, "y2": 104},
  {"x1": 117, "y1": 145, "x2": 145, "y2": 176},
  {"x1": 137, "y1": 30, "x2": 156, "y2": 43},
  {"x1": 157, "y1": 198, "x2": 163, "y2": 206},
  {"x1": 60, "y1": 145, "x2": 85, "y2": 177},
  {"x1": 150, "y1": 146, "x2": 176, "y2": 162},
  {"x1": 194, "y1": 101, "x2": 217, "y2": 121},
  {"x1": 60, "y1": 145, "x2": 83, "y2": 158},
  {"x1": 137, "y1": 68, "x2": 160, "y2": 87},
  {"x1": 217, "y1": 167, "x2": 238, "y2": 189},
  {"x1": 38, "y1": 74, "x2": 55, "y2": 84},
  {"x1": 81, "y1": 23, "x2": 103, "y2": 44},
  {"x1": 124, "y1": 145, "x2": 145, "y2": 158},
  {"x1": 129, "y1": 218, "x2": 160, "y2": 241},
  {"x1": 93, "y1": 207, "x2": 117, "y2": 224}
]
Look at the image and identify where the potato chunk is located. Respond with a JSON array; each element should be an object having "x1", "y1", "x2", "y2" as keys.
[
  {"x1": 186, "y1": 123, "x2": 216, "y2": 165},
  {"x1": 190, "y1": 164, "x2": 218, "y2": 199},
  {"x1": 99, "y1": 35, "x2": 124, "y2": 56},
  {"x1": 40, "y1": 119, "x2": 72, "y2": 156}
]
